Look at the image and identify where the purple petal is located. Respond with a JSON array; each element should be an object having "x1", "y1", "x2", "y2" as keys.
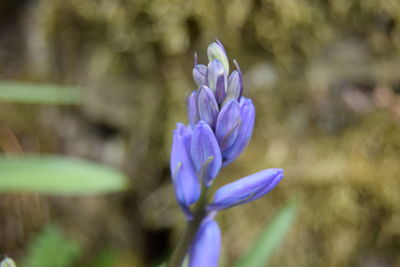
[
  {"x1": 187, "y1": 91, "x2": 199, "y2": 127},
  {"x1": 170, "y1": 124, "x2": 201, "y2": 218},
  {"x1": 215, "y1": 100, "x2": 241, "y2": 152},
  {"x1": 207, "y1": 41, "x2": 229, "y2": 73},
  {"x1": 193, "y1": 64, "x2": 208, "y2": 87},
  {"x1": 223, "y1": 69, "x2": 242, "y2": 106},
  {"x1": 222, "y1": 97, "x2": 255, "y2": 165},
  {"x1": 197, "y1": 86, "x2": 219, "y2": 128},
  {"x1": 208, "y1": 168, "x2": 284, "y2": 211},
  {"x1": 191, "y1": 121, "x2": 222, "y2": 186},
  {"x1": 189, "y1": 219, "x2": 221, "y2": 267},
  {"x1": 207, "y1": 60, "x2": 227, "y2": 104},
  {"x1": 233, "y1": 60, "x2": 243, "y2": 99}
]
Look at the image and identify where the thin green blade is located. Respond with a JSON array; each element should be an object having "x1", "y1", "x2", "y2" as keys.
[
  {"x1": 234, "y1": 202, "x2": 298, "y2": 267},
  {"x1": 0, "y1": 155, "x2": 127, "y2": 195},
  {"x1": 0, "y1": 81, "x2": 81, "y2": 104}
]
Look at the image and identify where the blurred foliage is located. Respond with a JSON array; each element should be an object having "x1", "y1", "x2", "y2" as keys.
[
  {"x1": 234, "y1": 201, "x2": 297, "y2": 267},
  {"x1": 0, "y1": 155, "x2": 128, "y2": 195},
  {"x1": 0, "y1": 82, "x2": 80, "y2": 105},
  {"x1": 1, "y1": 0, "x2": 400, "y2": 266},
  {"x1": 22, "y1": 225, "x2": 81, "y2": 267}
]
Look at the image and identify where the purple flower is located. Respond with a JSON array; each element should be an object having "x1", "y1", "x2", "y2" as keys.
[
  {"x1": 207, "y1": 168, "x2": 284, "y2": 211},
  {"x1": 197, "y1": 86, "x2": 219, "y2": 128},
  {"x1": 189, "y1": 218, "x2": 221, "y2": 267},
  {"x1": 207, "y1": 60, "x2": 227, "y2": 105},
  {"x1": 215, "y1": 100, "x2": 241, "y2": 152},
  {"x1": 191, "y1": 121, "x2": 222, "y2": 186},
  {"x1": 170, "y1": 123, "x2": 201, "y2": 219},
  {"x1": 223, "y1": 69, "x2": 243, "y2": 106},
  {"x1": 193, "y1": 64, "x2": 208, "y2": 87},
  {"x1": 222, "y1": 97, "x2": 255, "y2": 165},
  {"x1": 187, "y1": 91, "x2": 200, "y2": 128}
]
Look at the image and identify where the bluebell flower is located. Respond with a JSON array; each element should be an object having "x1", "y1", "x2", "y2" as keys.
[
  {"x1": 191, "y1": 121, "x2": 222, "y2": 186},
  {"x1": 170, "y1": 123, "x2": 201, "y2": 219},
  {"x1": 208, "y1": 59, "x2": 227, "y2": 105},
  {"x1": 197, "y1": 86, "x2": 219, "y2": 128},
  {"x1": 207, "y1": 168, "x2": 284, "y2": 211},
  {"x1": 187, "y1": 91, "x2": 200, "y2": 128},
  {"x1": 193, "y1": 64, "x2": 208, "y2": 87},
  {"x1": 221, "y1": 97, "x2": 255, "y2": 165},
  {"x1": 223, "y1": 61, "x2": 243, "y2": 106},
  {"x1": 189, "y1": 218, "x2": 221, "y2": 267},
  {"x1": 215, "y1": 100, "x2": 241, "y2": 152}
]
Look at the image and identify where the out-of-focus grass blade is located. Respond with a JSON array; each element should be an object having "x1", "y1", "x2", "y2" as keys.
[
  {"x1": 22, "y1": 224, "x2": 81, "y2": 267},
  {"x1": 0, "y1": 155, "x2": 128, "y2": 195},
  {"x1": 0, "y1": 81, "x2": 81, "y2": 104},
  {"x1": 234, "y1": 202, "x2": 298, "y2": 267}
]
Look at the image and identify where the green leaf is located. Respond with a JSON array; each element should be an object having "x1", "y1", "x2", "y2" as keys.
[
  {"x1": 22, "y1": 225, "x2": 81, "y2": 267},
  {"x1": 234, "y1": 202, "x2": 298, "y2": 267},
  {"x1": 88, "y1": 249, "x2": 118, "y2": 267},
  {"x1": 0, "y1": 155, "x2": 128, "y2": 195},
  {"x1": 0, "y1": 81, "x2": 81, "y2": 104}
]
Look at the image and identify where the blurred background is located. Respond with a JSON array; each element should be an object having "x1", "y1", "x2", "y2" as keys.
[{"x1": 1, "y1": 0, "x2": 400, "y2": 266}]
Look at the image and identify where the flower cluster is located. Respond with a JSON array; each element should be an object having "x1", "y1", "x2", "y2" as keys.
[{"x1": 170, "y1": 40, "x2": 283, "y2": 267}]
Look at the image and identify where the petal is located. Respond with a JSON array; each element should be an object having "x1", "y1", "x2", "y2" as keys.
[
  {"x1": 170, "y1": 124, "x2": 201, "y2": 217},
  {"x1": 189, "y1": 219, "x2": 221, "y2": 267},
  {"x1": 222, "y1": 97, "x2": 255, "y2": 165},
  {"x1": 207, "y1": 60, "x2": 227, "y2": 104},
  {"x1": 187, "y1": 91, "x2": 199, "y2": 127},
  {"x1": 223, "y1": 69, "x2": 242, "y2": 106},
  {"x1": 193, "y1": 64, "x2": 208, "y2": 87},
  {"x1": 207, "y1": 40, "x2": 229, "y2": 73},
  {"x1": 208, "y1": 168, "x2": 283, "y2": 211},
  {"x1": 191, "y1": 121, "x2": 222, "y2": 186},
  {"x1": 197, "y1": 86, "x2": 219, "y2": 128},
  {"x1": 215, "y1": 100, "x2": 241, "y2": 152}
]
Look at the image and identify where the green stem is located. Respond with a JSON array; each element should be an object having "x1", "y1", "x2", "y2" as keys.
[{"x1": 167, "y1": 186, "x2": 209, "y2": 267}]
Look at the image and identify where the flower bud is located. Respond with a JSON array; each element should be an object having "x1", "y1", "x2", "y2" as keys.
[
  {"x1": 208, "y1": 168, "x2": 283, "y2": 211},
  {"x1": 207, "y1": 60, "x2": 227, "y2": 105},
  {"x1": 215, "y1": 100, "x2": 241, "y2": 152},
  {"x1": 223, "y1": 69, "x2": 243, "y2": 106},
  {"x1": 170, "y1": 123, "x2": 201, "y2": 219},
  {"x1": 187, "y1": 91, "x2": 199, "y2": 127},
  {"x1": 191, "y1": 121, "x2": 222, "y2": 186},
  {"x1": 193, "y1": 64, "x2": 208, "y2": 87},
  {"x1": 189, "y1": 218, "x2": 221, "y2": 267},
  {"x1": 197, "y1": 86, "x2": 219, "y2": 129},
  {"x1": 222, "y1": 97, "x2": 255, "y2": 165},
  {"x1": 207, "y1": 40, "x2": 229, "y2": 73},
  {"x1": 0, "y1": 257, "x2": 16, "y2": 267}
]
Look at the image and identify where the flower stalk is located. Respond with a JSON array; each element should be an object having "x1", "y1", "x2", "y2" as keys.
[{"x1": 167, "y1": 185, "x2": 210, "y2": 267}]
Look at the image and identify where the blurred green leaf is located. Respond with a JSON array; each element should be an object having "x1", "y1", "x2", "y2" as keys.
[
  {"x1": 1, "y1": 257, "x2": 17, "y2": 267},
  {"x1": 234, "y1": 202, "x2": 298, "y2": 267},
  {"x1": 0, "y1": 155, "x2": 128, "y2": 195},
  {"x1": 88, "y1": 249, "x2": 117, "y2": 267},
  {"x1": 22, "y1": 225, "x2": 81, "y2": 267},
  {"x1": 0, "y1": 81, "x2": 81, "y2": 104}
]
